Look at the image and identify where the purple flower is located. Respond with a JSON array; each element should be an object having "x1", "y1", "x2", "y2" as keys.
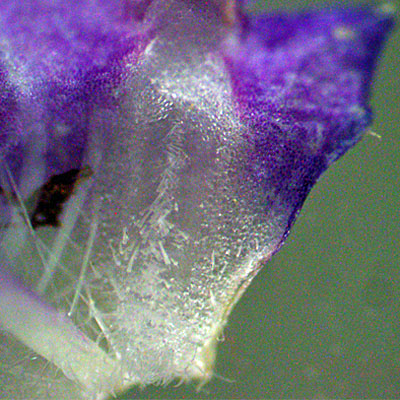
[{"x1": 0, "y1": 1, "x2": 395, "y2": 398}]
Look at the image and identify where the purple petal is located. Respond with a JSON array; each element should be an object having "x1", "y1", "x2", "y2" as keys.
[
  {"x1": 0, "y1": 0, "x2": 152, "y2": 207},
  {"x1": 223, "y1": 5, "x2": 394, "y2": 233}
]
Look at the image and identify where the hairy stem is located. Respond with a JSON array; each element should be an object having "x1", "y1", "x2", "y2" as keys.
[{"x1": 0, "y1": 269, "x2": 125, "y2": 399}]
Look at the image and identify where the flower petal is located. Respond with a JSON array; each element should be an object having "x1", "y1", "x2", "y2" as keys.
[
  {"x1": 0, "y1": 0, "x2": 152, "y2": 220},
  {"x1": 223, "y1": 5, "x2": 394, "y2": 230}
]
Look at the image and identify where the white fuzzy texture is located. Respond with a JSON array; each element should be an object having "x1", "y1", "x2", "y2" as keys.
[{"x1": 0, "y1": 1, "x2": 288, "y2": 398}]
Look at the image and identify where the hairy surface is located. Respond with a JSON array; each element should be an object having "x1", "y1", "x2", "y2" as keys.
[{"x1": 0, "y1": 1, "x2": 394, "y2": 399}]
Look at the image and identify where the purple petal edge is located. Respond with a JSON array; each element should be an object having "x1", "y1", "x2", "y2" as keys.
[{"x1": 223, "y1": 5, "x2": 395, "y2": 237}]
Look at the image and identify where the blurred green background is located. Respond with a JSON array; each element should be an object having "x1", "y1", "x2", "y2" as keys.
[{"x1": 120, "y1": 1, "x2": 400, "y2": 398}]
